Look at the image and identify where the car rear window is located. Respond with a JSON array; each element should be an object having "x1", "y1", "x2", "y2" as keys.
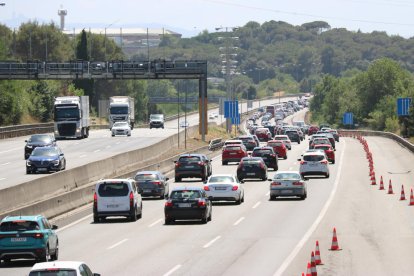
[
  {"x1": 98, "y1": 183, "x2": 130, "y2": 197},
  {"x1": 0, "y1": 220, "x2": 40, "y2": 231},
  {"x1": 179, "y1": 156, "x2": 201, "y2": 162},
  {"x1": 170, "y1": 190, "x2": 201, "y2": 199},
  {"x1": 303, "y1": 155, "x2": 325, "y2": 162},
  {"x1": 254, "y1": 149, "x2": 272, "y2": 154},
  {"x1": 208, "y1": 176, "x2": 234, "y2": 183},
  {"x1": 135, "y1": 174, "x2": 159, "y2": 181},
  {"x1": 315, "y1": 146, "x2": 330, "y2": 150},
  {"x1": 225, "y1": 146, "x2": 241, "y2": 151},
  {"x1": 256, "y1": 129, "x2": 267, "y2": 134},
  {"x1": 29, "y1": 270, "x2": 77, "y2": 276},
  {"x1": 242, "y1": 160, "x2": 261, "y2": 165},
  {"x1": 274, "y1": 173, "x2": 301, "y2": 180},
  {"x1": 268, "y1": 142, "x2": 283, "y2": 147}
]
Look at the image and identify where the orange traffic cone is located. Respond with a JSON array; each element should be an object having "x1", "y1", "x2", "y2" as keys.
[
  {"x1": 371, "y1": 173, "x2": 376, "y2": 185},
  {"x1": 315, "y1": 240, "x2": 323, "y2": 265},
  {"x1": 388, "y1": 179, "x2": 394, "y2": 194},
  {"x1": 379, "y1": 176, "x2": 385, "y2": 190},
  {"x1": 306, "y1": 262, "x2": 312, "y2": 276},
  {"x1": 330, "y1": 227, "x2": 341, "y2": 250},
  {"x1": 310, "y1": 251, "x2": 317, "y2": 276},
  {"x1": 400, "y1": 185, "x2": 406, "y2": 200},
  {"x1": 409, "y1": 189, "x2": 414, "y2": 206}
]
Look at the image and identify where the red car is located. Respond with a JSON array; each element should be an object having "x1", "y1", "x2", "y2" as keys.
[
  {"x1": 255, "y1": 128, "x2": 272, "y2": 142},
  {"x1": 222, "y1": 145, "x2": 248, "y2": 165},
  {"x1": 308, "y1": 125, "x2": 320, "y2": 136},
  {"x1": 267, "y1": 140, "x2": 288, "y2": 159},
  {"x1": 314, "y1": 144, "x2": 335, "y2": 164}
]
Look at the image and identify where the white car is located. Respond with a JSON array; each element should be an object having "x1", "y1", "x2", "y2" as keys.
[
  {"x1": 268, "y1": 171, "x2": 307, "y2": 200},
  {"x1": 274, "y1": 135, "x2": 292, "y2": 150},
  {"x1": 111, "y1": 122, "x2": 131, "y2": 136},
  {"x1": 93, "y1": 178, "x2": 142, "y2": 222},
  {"x1": 179, "y1": 120, "x2": 189, "y2": 128},
  {"x1": 203, "y1": 174, "x2": 244, "y2": 204},
  {"x1": 298, "y1": 151, "x2": 330, "y2": 178},
  {"x1": 29, "y1": 261, "x2": 100, "y2": 276}
]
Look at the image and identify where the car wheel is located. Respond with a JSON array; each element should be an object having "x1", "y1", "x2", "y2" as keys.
[
  {"x1": 93, "y1": 215, "x2": 100, "y2": 223},
  {"x1": 162, "y1": 126, "x2": 164, "y2": 129},
  {"x1": 201, "y1": 215, "x2": 208, "y2": 224},
  {"x1": 175, "y1": 177, "x2": 181, "y2": 182},
  {"x1": 325, "y1": 173, "x2": 329, "y2": 178},
  {"x1": 241, "y1": 195, "x2": 245, "y2": 203},
  {"x1": 137, "y1": 204, "x2": 143, "y2": 219},
  {"x1": 43, "y1": 246, "x2": 50, "y2": 262},
  {"x1": 127, "y1": 133, "x2": 131, "y2": 137},
  {"x1": 270, "y1": 195, "x2": 277, "y2": 200},
  {"x1": 332, "y1": 160, "x2": 335, "y2": 164},
  {"x1": 284, "y1": 156, "x2": 287, "y2": 160},
  {"x1": 51, "y1": 242, "x2": 58, "y2": 261},
  {"x1": 235, "y1": 197, "x2": 242, "y2": 205},
  {"x1": 130, "y1": 206, "x2": 138, "y2": 222},
  {"x1": 165, "y1": 218, "x2": 172, "y2": 225},
  {"x1": 26, "y1": 169, "x2": 31, "y2": 174},
  {"x1": 111, "y1": 134, "x2": 115, "y2": 137},
  {"x1": 222, "y1": 161, "x2": 227, "y2": 165},
  {"x1": 261, "y1": 177, "x2": 267, "y2": 181}
]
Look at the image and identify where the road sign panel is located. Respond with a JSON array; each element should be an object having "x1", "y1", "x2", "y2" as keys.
[
  {"x1": 343, "y1": 112, "x2": 353, "y2": 125},
  {"x1": 231, "y1": 114, "x2": 240, "y2": 125},
  {"x1": 397, "y1": 98, "x2": 412, "y2": 116},
  {"x1": 224, "y1": 101, "x2": 239, "y2": 118}
]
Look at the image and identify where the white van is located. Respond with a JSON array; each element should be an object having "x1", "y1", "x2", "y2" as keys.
[{"x1": 93, "y1": 179, "x2": 142, "y2": 222}]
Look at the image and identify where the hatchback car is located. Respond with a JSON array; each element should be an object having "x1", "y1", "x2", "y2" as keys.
[
  {"x1": 237, "y1": 135, "x2": 257, "y2": 151},
  {"x1": 111, "y1": 122, "x2": 131, "y2": 136},
  {"x1": 299, "y1": 152, "x2": 330, "y2": 178},
  {"x1": 268, "y1": 171, "x2": 307, "y2": 200},
  {"x1": 284, "y1": 129, "x2": 301, "y2": 144},
  {"x1": 274, "y1": 135, "x2": 292, "y2": 150},
  {"x1": 310, "y1": 137, "x2": 331, "y2": 149},
  {"x1": 164, "y1": 187, "x2": 212, "y2": 224},
  {"x1": 203, "y1": 174, "x2": 245, "y2": 204},
  {"x1": 237, "y1": 157, "x2": 268, "y2": 181},
  {"x1": 24, "y1": 134, "x2": 56, "y2": 159},
  {"x1": 251, "y1": 147, "x2": 279, "y2": 170},
  {"x1": 174, "y1": 154, "x2": 212, "y2": 182},
  {"x1": 134, "y1": 171, "x2": 169, "y2": 199},
  {"x1": 267, "y1": 140, "x2": 288, "y2": 159},
  {"x1": 93, "y1": 178, "x2": 143, "y2": 222},
  {"x1": 26, "y1": 146, "x2": 66, "y2": 174},
  {"x1": 29, "y1": 261, "x2": 100, "y2": 276},
  {"x1": 222, "y1": 144, "x2": 248, "y2": 165},
  {"x1": 307, "y1": 125, "x2": 320, "y2": 135},
  {"x1": 255, "y1": 128, "x2": 272, "y2": 142},
  {"x1": 314, "y1": 144, "x2": 335, "y2": 164},
  {"x1": 0, "y1": 215, "x2": 58, "y2": 263}
]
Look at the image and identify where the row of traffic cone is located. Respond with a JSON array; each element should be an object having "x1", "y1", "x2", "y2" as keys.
[{"x1": 302, "y1": 228, "x2": 341, "y2": 275}]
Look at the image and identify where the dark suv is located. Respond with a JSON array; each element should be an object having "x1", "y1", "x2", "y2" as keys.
[
  {"x1": 174, "y1": 154, "x2": 212, "y2": 182},
  {"x1": 24, "y1": 134, "x2": 56, "y2": 159},
  {"x1": 284, "y1": 130, "x2": 301, "y2": 144},
  {"x1": 237, "y1": 135, "x2": 257, "y2": 151},
  {"x1": 251, "y1": 147, "x2": 279, "y2": 170},
  {"x1": 134, "y1": 171, "x2": 169, "y2": 199}
]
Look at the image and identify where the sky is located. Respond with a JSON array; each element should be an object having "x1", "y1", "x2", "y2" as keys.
[{"x1": 1, "y1": 0, "x2": 414, "y2": 38}]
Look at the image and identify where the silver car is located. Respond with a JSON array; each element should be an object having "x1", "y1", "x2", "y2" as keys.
[
  {"x1": 268, "y1": 171, "x2": 307, "y2": 200},
  {"x1": 203, "y1": 174, "x2": 244, "y2": 204},
  {"x1": 111, "y1": 122, "x2": 131, "y2": 136},
  {"x1": 298, "y1": 151, "x2": 330, "y2": 178}
]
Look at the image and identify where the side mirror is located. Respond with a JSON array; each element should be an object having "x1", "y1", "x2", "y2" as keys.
[
  {"x1": 208, "y1": 196, "x2": 213, "y2": 201},
  {"x1": 166, "y1": 177, "x2": 170, "y2": 181},
  {"x1": 240, "y1": 180, "x2": 245, "y2": 184},
  {"x1": 173, "y1": 160, "x2": 177, "y2": 163},
  {"x1": 297, "y1": 158, "x2": 301, "y2": 161},
  {"x1": 203, "y1": 181, "x2": 207, "y2": 184},
  {"x1": 52, "y1": 225, "x2": 58, "y2": 230},
  {"x1": 60, "y1": 153, "x2": 64, "y2": 156},
  {"x1": 334, "y1": 148, "x2": 336, "y2": 151},
  {"x1": 267, "y1": 179, "x2": 272, "y2": 181},
  {"x1": 25, "y1": 140, "x2": 28, "y2": 142},
  {"x1": 93, "y1": 273, "x2": 101, "y2": 276}
]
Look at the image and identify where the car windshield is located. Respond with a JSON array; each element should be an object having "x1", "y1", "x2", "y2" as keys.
[
  {"x1": 170, "y1": 190, "x2": 201, "y2": 199},
  {"x1": 208, "y1": 176, "x2": 234, "y2": 183},
  {"x1": 29, "y1": 135, "x2": 52, "y2": 143},
  {"x1": 0, "y1": 220, "x2": 40, "y2": 231},
  {"x1": 113, "y1": 122, "x2": 129, "y2": 127},
  {"x1": 178, "y1": 156, "x2": 201, "y2": 162},
  {"x1": 274, "y1": 173, "x2": 301, "y2": 180},
  {"x1": 303, "y1": 155, "x2": 325, "y2": 162},
  {"x1": 29, "y1": 270, "x2": 77, "y2": 276},
  {"x1": 31, "y1": 147, "x2": 59, "y2": 156},
  {"x1": 135, "y1": 174, "x2": 159, "y2": 181},
  {"x1": 150, "y1": 114, "x2": 163, "y2": 120},
  {"x1": 98, "y1": 183, "x2": 129, "y2": 197}
]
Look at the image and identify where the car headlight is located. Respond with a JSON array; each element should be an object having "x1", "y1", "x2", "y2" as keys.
[
  {"x1": 26, "y1": 160, "x2": 32, "y2": 166},
  {"x1": 26, "y1": 145, "x2": 33, "y2": 149},
  {"x1": 52, "y1": 159, "x2": 60, "y2": 165}
]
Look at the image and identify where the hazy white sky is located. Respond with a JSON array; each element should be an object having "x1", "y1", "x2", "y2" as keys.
[{"x1": 1, "y1": 0, "x2": 414, "y2": 37}]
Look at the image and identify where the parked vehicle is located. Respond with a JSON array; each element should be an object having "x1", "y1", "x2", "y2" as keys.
[
  {"x1": 164, "y1": 187, "x2": 212, "y2": 224},
  {"x1": 108, "y1": 96, "x2": 135, "y2": 129},
  {"x1": 0, "y1": 215, "x2": 59, "y2": 263},
  {"x1": 237, "y1": 157, "x2": 268, "y2": 181},
  {"x1": 268, "y1": 171, "x2": 307, "y2": 200},
  {"x1": 251, "y1": 146, "x2": 278, "y2": 170},
  {"x1": 174, "y1": 154, "x2": 212, "y2": 182},
  {"x1": 149, "y1": 114, "x2": 165, "y2": 129},
  {"x1": 24, "y1": 134, "x2": 56, "y2": 159},
  {"x1": 26, "y1": 146, "x2": 66, "y2": 174},
  {"x1": 203, "y1": 174, "x2": 244, "y2": 204},
  {"x1": 134, "y1": 171, "x2": 169, "y2": 199},
  {"x1": 93, "y1": 178, "x2": 143, "y2": 222},
  {"x1": 111, "y1": 121, "x2": 132, "y2": 136},
  {"x1": 222, "y1": 144, "x2": 248, "y2": 165},
  {"x1": 54, "y1": 96, "x2": 90, "y2": 139},
  {"x1": 29, "y1": 261, "x2": 100, "y2": 276}
]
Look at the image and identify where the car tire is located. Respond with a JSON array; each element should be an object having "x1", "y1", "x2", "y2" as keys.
[
  {"x1": 51, "y1": 242, "x2": 58, "y2": 261},
  {"x1": 235, "y1": 197, "x2": 242, "y2": 205},
  {"x1": 43, "y1": 246, "x2": 50, "y2": 262},
  {"x1": 270, "y1": 195, "x2": 277, "y2": 200},
  {"x1": 130, "y1": 206, "x2": 138, "y2": 222},
  {"x1": 111, "y1": 134, "x2": 115, "y2": 137},
  {"x1": 222, "y1": 161, "x2": 227, "y2": 165},
  {"x1": 241, "y1": 195, "x2": 244, "y2": 203},
  {"x1": 300, "y1": 192, "x2": 307, "y2": 200},
  {"x1": 284, "y1": 156, "x2": 287, "y2": 160},
  {"x1": 325, "y1": 173, "x2": 330, "y2": 178},
  {"x1": 127, "y1": 134, "x2": 131, "y2": 137},
  {"x1": 175, "y1": 177, "x2": 181, "y2": 182},
  {"x1": 137, "y1": 204, "x2": 143, "y2": 219},
  {"x1": 261, "y1": 177, "x2": 267, "y2": 181},
  {"x1": 332, "y1": 160, "x2": 335, "y2": 164},
  {"x1": 165, "y1": 218, "x2": 172, "y2": 225},
  {"x1": 26, "y1": 169, "x2": 31, "y2": 174},
  {"x1": 201, "y1": 215, "x2": 208, "y2": 224}
]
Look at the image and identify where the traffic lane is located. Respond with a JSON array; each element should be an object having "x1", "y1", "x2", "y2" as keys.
[{"x1": 283, "y1": 137, "x2": 414, "y2": 275}]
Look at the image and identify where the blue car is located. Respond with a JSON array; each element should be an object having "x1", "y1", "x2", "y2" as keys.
[
  {"x1": 26, "y1": 146, "x2": 66, "y2": 174},
  {"x1": 0, "y1": 215, "x2": 59, "y2": 263}
]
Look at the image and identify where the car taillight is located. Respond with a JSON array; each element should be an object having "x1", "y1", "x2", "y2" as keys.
[
  {"x1": 259, "y1": 162, "x2": 265, "y2": 169},
  {"x1": 165, "y1": 200, "x2": 173, "y2": 207},
  {"x1": 270, "y1": 154, "x2": 276, "y2": 157},
  {"x1": 292, "y1": 182, "x2": 303, "y2": 186},
  {"x1": 175, "y1": 162, "x2": 180, "y2": 168},
  {"x1": 271, "y1": 182, "x2": 281, "y2": 186},
  {"x1": 203, "y1": 186, "x2": 210, "y2": 191},
  {"x1": 300, "y1": 161, "x2": 307, "y2": 165},
  {"x1": 232, "y1": 186, "x2": 238, "y2": 191},
  {"x1": 198, "y1": 200, "x2": 206, "y2": 207},
  {"x1": 320, "y1": 160, "x2": 328, "y2": 164},
  {"x1": 129, "y1": 191, "x2": 134, "y2": 208},
  {"x1": 93, "y1": 192, "x2": 97, "y2": 209},
  {"x1": 198, "y1": 161, "x2": 205, "y2": 166},
  {"x1": 33, "y1": 233, "x2": 44, "y2": 239},
  {"x1": 152, "y1": 181, "x2": 161, "y2": 185}
]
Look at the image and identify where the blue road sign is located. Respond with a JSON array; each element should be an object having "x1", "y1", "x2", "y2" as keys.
[
  {"x1": 224, "y1": 100, "x2": 239, "y2": 118},
  {"x1": 397, "y1": 97, "x2": 412, "y2": 116},
  {"x1": 231, "y1": 114, "x2": 240, "y2": 125},
  {"x1": 343, "y1": 112, "x2": 354, "y2": 125}
]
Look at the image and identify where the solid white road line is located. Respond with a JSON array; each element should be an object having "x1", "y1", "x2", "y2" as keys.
[
  {"x1": 273, "y1": 140, "x2": 347, "y2": 276},
  {"x1": 56, "y1": 214, "x2": 92, "y2": 233},
  {"x1": 94, "y1": 149, "x2": 101, "y2": 153},
  {"x1": 0, "y1": 178, "x2": 5, "y2": 181},
  {"x1": 0, "y1": 147, "x2": 20, "y2": 154},
  {"x1": 148, "y1": 218, "x2": 163, "y2": 228},
  {"x1": 107, "y1": 238, "x2": 128, "y2": 250},
  {"x1": 233, "y1": 217, "x2": 245, "y2": 226},
  {"x1": 203, "y1": 235, "x2": 221, "y2": 248},
  {"x1": 163, "y1": 265, "x2": 182, "y2": 276},
  {"x1": 1, "y1": 162, "x2": 10, "y2": 166},
  {"x1": 252, "y1": 201, "x2": 261, "y2": 209}
]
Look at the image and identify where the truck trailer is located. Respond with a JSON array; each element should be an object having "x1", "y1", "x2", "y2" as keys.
[
  {"x1": 108, "y1": 96, "x2": 135, "y2": 129},
  {"x1": 54, "y1": 96, "x2": 90, "y2": 139}
]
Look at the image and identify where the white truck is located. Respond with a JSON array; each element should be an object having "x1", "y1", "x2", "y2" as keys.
[
  {"x1": 108, "y1": 96, "x2": 135, "y2": 129},
  {"x1": 53, "y1": 96, "x2": 90, "y2": 139}
]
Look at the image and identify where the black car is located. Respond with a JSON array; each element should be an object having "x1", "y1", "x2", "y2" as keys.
[
  {"x1": 251, "y1": 147, "x2": 278, "y2": 171},
  {"x1": 284, "y1": 130, "x2": 301, "y2": 144},
  {"x1": 26, "y1": 146, "x2": 66, "y2": 174},
  {"x1": 237, "y1": 135, "x2": 257, "y2": 151},
  {"x1": 174, "y1": 154, "x2": 212, "y2": 182},
  {"x1": 164, "y1": 187, "x2": 212, "y2": 224},
  {"x1": 134, "y1": 171, "x2": 169, "y2": 199},
  {"x1": 24, "y1": 134, "x2": 56, "y2": 159},
  {"x1": 237, "y1": 157, "x2": 268, "y2": 181}
]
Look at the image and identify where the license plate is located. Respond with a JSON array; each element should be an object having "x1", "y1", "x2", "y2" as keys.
[
  {"x1": 309, "y1": 163, "x2": 317, "y2": 167},
  {"x1": 178, "y1": 203, "x2": 191, "y2": 208},
  {"x1": 143, "y1": 189, "x2": 152, "y2": 193},
  {"x1": 281, "y1": 190, "x2": 293, "y2": 194},
  {"x1": 38, "y1": 168, "x2": 47, "y2": 171},
  {"x1": 11, "y1": 237, "x2": 27, "y2": 242},
  {"x1": 246, "y1": 173, "x2": 255, "y2": 176},
  {"x1": 229, "y1": 153, "x2": 237, "y2": 155},
  {"x1": 107, "y1": 204, "x2": 119, "y2": 208},
  {"x1": 185, "y1": 165, "x2": 194, "y2": 168},
  {"x1": 215, "y1": 187, "x2": 227, "y2": 190}
]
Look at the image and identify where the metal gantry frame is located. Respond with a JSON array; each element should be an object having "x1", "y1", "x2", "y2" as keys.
[{"x1": 0, "y1": 59, "x2": 208, "y2": 141}]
